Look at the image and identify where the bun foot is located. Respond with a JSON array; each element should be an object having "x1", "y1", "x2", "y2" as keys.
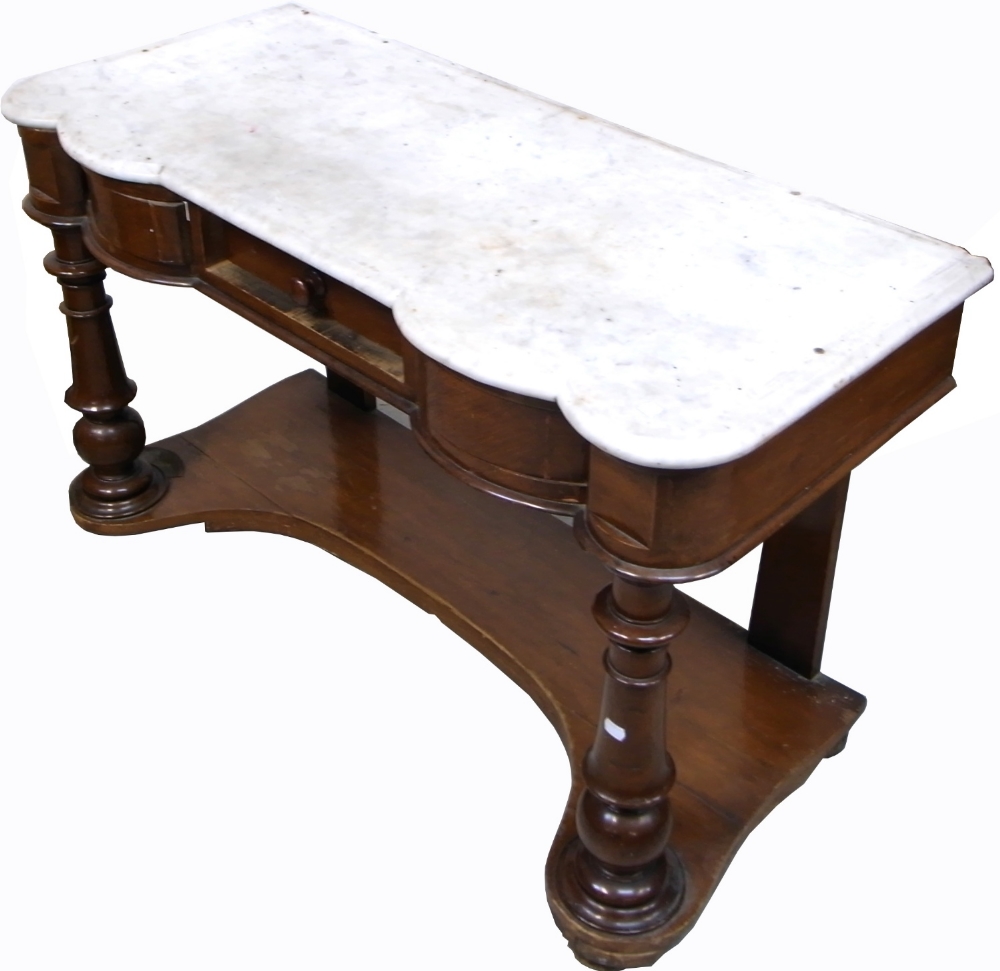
[
  {"x1": 70, "y1": 460, "x2": 168, "y2": 520},
  {"x1": 824, "y1": 731, "x2": 850, "y2": 758},
  {"x1": 554, "y1": 839, "x2": 685, "y2": 937}
]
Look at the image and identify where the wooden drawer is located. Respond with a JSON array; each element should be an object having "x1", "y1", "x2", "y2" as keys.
[
  {"x1": 85, "y1": 172, "x2": 194, "y2": 280},
  {"x1": 199, "y1": 214, "x2": 409, "y2": 398}
]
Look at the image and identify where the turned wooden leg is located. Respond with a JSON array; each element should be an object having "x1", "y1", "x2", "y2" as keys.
[
  {"x1": 554, "y1": 570, "x2": 689, "y2": 936},
  {"x1": 748, "y1": 474, "x2": 850, "y2": 678},
  {"x1": 18, "y1": 126, "x2": 169, "y2": 520},
  {"x1": 45, "y1": 229, "x2": 168, "y2": 519}
]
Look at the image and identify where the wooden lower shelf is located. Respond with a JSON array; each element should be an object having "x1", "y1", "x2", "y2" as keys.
[{"x1": 75, "y1": 369, "x2": 866, "y2": 969}]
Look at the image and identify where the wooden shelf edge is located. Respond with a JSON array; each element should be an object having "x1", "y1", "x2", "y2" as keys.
[{"x1": 70, "y1": 369, "x2": 866, "y2": 968}]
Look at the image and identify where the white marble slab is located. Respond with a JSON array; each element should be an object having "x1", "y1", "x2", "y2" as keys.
[{"x1": 3, "y1": 4, "x2": 992, "y2": 469}]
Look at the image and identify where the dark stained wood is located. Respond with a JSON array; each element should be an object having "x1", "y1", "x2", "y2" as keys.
[
  {"x1": 17, "y1": 132, "x2": 963, "y2": 544},
  {"x1": 18, "y1": 125, "x2": 87, "y2": 218},
  {"x1": 210, "y1": 218, "x2": 318, "y2": 303},
  {"x1": 54, "y1": 243, "x2": 169, "y2": 520},
  {"x1": 585, "y1": 306, "x2": 960, "y2": 578},
  {"x1": 77, "y1": 369, "x2": 865, "y2": 968},
  {"x1": 17, "y1": 127, "x2": 170, "y2": 519},
  {"x1": 326, "y1": 366, "x2": 376, "y2": 411},
  {"x1": 203, "y1": 259, "x2": 410, "y2": 396},
  {"x1": 14, "y1": 125, "x2": 964, "y2": 968},
  {"x1": 748, "y1": 474, "x2": 851, "y2": 678},
  {"x1": 554, "y1": 573, "x2": 688, "y2": 936},
  {"x1": 415, "y1": 357, "x2": 589, "y2": 511},
  {"x1": 206, "y1": 216, "x2": 405, "y2": 354},
  {"x1": 323, "y1": 275, "x2": 403, "y2": 355},
  {"x1": 85, "y1": 171, "x2": 193, "y2": 278},
  {"x1": 194, "y1": 268, "x2": 416, "y2": 415},
  {"x1": 194, "y1": 210, "x2": 414, "y2": 398}
]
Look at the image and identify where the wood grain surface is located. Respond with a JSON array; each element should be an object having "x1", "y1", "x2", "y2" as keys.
[
  {"x1": 75, "y1": 369, "x2": 865, "y2": 967},
  {"x1": 4, "y1": 8, "x2": 998, "y2": 971}
]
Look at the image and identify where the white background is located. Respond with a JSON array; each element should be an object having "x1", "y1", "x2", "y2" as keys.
[{"x1": 2, "y1": 3, "x2": 999, "y2": 969}]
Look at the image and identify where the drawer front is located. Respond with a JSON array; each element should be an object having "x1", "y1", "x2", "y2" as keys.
[
  {"x1": 417, "y1": 358, "x2": 589, "y2": 509},
  {"x1": 199, "y1": 215, "x2": 410, "y2": 399},
  {"x1": 87, "y1": 172, "x2": 192, "y2": 275}
]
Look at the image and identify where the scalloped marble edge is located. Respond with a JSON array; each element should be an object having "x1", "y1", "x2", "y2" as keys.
[{"x1": 3, "y1": 4, "x2": 993, "y2": 468}]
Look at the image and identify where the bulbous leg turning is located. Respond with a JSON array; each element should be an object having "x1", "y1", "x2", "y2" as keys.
[
  {"x1": 553, "y1": 573, "x2": 689, "y2": 941},
  {"x1": 555, "y1": 841, "x2": 685, "y2": 937},
  {"x1": 44, "y1": 236, "x2": 168, "y2": 519},
  {"x1": 69, "y1": 407, "x2": 167, "y2": 519}
]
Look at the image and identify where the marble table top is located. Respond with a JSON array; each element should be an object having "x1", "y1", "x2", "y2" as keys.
[{"x1": 3, "y1": 4, "x2": 992, "y2": 469}]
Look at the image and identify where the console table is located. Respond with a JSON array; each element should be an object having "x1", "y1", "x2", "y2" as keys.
[{"x1": 3, "y1": 6, "x2": 993, "y2": 968}]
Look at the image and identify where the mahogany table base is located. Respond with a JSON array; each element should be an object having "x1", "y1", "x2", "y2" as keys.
[{"x1": 75, "y1": 368, "x2": 866, "y2": 969}]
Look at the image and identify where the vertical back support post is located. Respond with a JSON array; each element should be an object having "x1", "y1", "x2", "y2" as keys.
[{"x1": 747, "y1": 474, "x2": 850, "y2": 679}]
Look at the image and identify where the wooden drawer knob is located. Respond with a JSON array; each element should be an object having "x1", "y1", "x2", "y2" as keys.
[{"x1": 290, "y1": 269, "x2": 325, "y2": 309}]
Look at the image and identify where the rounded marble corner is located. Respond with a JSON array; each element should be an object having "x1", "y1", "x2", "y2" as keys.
[
  {"x1": 1, "y1": 74, "x2": 58, "y2": 129},
  {"x1": 2, "y1": 3, "x2": 994, "y2": 472}
]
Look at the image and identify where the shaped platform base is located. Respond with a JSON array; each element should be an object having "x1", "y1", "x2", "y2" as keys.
[{"x1": 72, "y1": 370, "x2": 866, "y2": 968}]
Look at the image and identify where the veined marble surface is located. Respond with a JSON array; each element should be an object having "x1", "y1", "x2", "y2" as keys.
[{"x1": 3, "y1": 4, "x2": 992, "y2": 468}]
